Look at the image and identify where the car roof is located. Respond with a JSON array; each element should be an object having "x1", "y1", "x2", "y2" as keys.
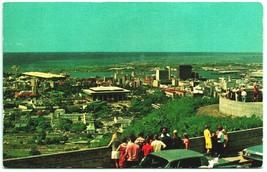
[
  {"x1": 149, "y1": 149, "x2": 204, "y2": 162},
  {"x1": 243, "y1": 144, "x2": 263, "y2": 156}
]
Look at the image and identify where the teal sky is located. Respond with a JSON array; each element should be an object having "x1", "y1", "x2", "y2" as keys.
[{"x1": 3, "y1": 2, "x2": 263, "y2": 52}]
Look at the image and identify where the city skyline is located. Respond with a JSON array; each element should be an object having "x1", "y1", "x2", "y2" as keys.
[{"x1": 3, "y1": 2, "x2": 263, "y2": 53}]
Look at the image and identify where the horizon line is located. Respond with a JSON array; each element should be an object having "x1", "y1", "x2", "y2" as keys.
[{"x1": 3, "y1": 51, "x2": 263, "y2": 54}]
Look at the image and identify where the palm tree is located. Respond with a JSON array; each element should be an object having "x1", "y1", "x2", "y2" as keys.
[{"x1": 11, "y1": 65, "x2": 20, "y2": 75}]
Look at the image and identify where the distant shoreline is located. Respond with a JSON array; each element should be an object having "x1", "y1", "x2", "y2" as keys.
[{"x1": 3, "y1": 52, "x2": 262, "y2": 78}]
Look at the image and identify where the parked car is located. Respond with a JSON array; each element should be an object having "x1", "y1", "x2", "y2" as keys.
[
  {"x1": 134, "y1": 149, "x2": 240, "y2": 168},
  {"x1": 242, "y1": 144, "x2": 263, "y2": 167}
]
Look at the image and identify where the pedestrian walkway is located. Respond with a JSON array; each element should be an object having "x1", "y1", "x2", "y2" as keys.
[{"x1": 223, "y1": 151, "x2": 247, "y2": 163}]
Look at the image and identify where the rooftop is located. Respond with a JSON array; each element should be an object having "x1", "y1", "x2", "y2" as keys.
[
  {"x1": 149, "y1": 149, "x2": 204, "y2": 162},
  {"x1": 83, "y1": 86, "x2": 130, "y2": 94},
  {"x1": 23, "y1": 72, "x2": 67, "y2": 79}
]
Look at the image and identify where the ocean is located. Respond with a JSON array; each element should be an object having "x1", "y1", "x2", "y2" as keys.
[{"x1": 3, "y1": 52, "x2": 262, "y2": 78}]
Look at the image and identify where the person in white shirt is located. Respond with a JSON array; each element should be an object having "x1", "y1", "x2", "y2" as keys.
[
  {"x1": 241, "y1": 89, "x2": 247, "y2": 102},
  {"x1": 216, "y1": 125, "x2": 225, "y2": 157}
]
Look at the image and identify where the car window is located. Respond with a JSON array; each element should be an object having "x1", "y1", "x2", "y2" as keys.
[
  {"x1": 177, "y1": 158, "x2": 202, "y2": 168},
  {"x1": 140, "y1": 155, "x2": 169, "y2": 168},
  {"x1": 169, "y1": 160, "x2": 180, "y2": 168},
  {"x1": 201, "y1": 157, "x2": 209, "y2": 166}
]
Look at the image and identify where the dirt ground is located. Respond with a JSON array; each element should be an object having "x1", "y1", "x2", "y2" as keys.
[{"x1": 196, "y1": 104, "x2": 233, "y2": 117}]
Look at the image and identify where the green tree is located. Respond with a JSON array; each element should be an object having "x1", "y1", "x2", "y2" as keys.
[
  {"x1": 61, "y1": 135, "x2": 69, "y2": 143},
  {"x1": 122, "y1": 97, "x2": 263, "y2": 138},
  {"x1": 50, "y1": 97, "x2": 64, "y2": 106},
  {"x1": 66, "y1": 106, "x2": 82, "y2": 113},
  {"x1": 57, "y1": 118, "x2": 73, "y2": 131},
  {"x1": 84, "y1": 101, "x2": 111, "y2": 119},
  {"x1": 3, "y1": 118, "x2": 14, "y2": 133},
  {"x1": 98, "y1": 133, "x2": 113, "y2": 147},
  {"x1": 133, "y1": 86, "x2": 147, "y2": 95},
  {"x1": 94, "y1": 120, "x2": 104, "y2": 128},
  {"x1": 70, "y1": 122, "x2": 86, "y2": 133},
  {"x1": 147, "y1": 89, "x2": 169, "y2": 104},
  {"x1": 87, "y1": 133, "x2": 93, "y2": 139},
  {"x1": 29, "y1": 146, "x2": 41, "y2": 156},
  {"x1": 3, "y1": 89, "x2": 15, "y2": 99},
  {"x1": 34, "y1": 115, "x2": 52, "y2": 133}
]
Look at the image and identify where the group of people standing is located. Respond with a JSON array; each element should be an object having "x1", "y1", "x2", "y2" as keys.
[
  {"x1": 223, "y1": 85, "x2": 260, "y2": 102},
  {"x1": 204, "y1": 124, "x2": 229, "y2": 158},
  {"x1": 223, "y1": 85, "x2": 246, "y2": 102},
  {"x1": 108, "y1": 127, "x2": 191, "y2": 168},
  {"x1": 108, "y1": 124, "x2": 229, "y2": 168}
]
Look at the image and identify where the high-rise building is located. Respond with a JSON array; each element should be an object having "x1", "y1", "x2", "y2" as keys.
[
  {"x1": 191, "y1": 72, "x2": 199, "y2": 80},
  {"x1": 177, "y1": 65, "x2": 192, "y2": 80},
  {"x1": 166, "y1": 66, "x2": 171, "y2": 80},
  {"x1": 156, "y1": 67, "x2": 171, "y2": 84},
  {"x1": 31, "y1": 78, "x2": 38, "y2": 94}
]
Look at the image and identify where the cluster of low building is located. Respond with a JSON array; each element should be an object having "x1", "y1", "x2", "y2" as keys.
[{"x1": 3, "y1": 63, "x2": 263, "y2": 146}]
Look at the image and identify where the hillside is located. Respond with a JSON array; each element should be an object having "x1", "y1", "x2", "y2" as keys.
[
  {"x1": 196, "y1": 104, "x2": 220, "y2": 116},
  {"x1": 196, "y1": 104, "x2": 231, "y2": 117}
]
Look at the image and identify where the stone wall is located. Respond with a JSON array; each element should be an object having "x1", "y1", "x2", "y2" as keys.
[
  {"x1": 3, "y1": 127, "x2": 262, "y2": 168},
  {"x1": 219, "y1": 96, "x2": 263, "y2": 118},
  {"x1": 190, "y1": 127, "x2": 263, "y2": 153},
  {"x1": 3, "y1": 146, "x2": 114, "y2": 168}
]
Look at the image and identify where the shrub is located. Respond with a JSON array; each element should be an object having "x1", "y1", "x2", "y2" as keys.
[
  {"x1": 122, "y1": 97, "x2": 262, "y2": 139},
  {"x1": 29, "y1": 146, "x2": 41, "y2": 156}
]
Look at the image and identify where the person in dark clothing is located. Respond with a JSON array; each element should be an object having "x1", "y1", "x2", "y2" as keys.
[
  {"x1": 171, "y1": 130, "x2": 182, "y2": 149},
  {"x1": 161, "y1": 129, "x2": 172, "y2": 150},
  {"x1": 160, "y1": 127, "x2": 170, "y2": 138},
  {"x1": 211, "y1": 132, "x2": 218, "y2": 157},
  {"x1": 146, "y1": 133, "x2": 154, "y2": 145},
  {"x1": 135, "y1": 132, "x2": 145, "y2": 161}
]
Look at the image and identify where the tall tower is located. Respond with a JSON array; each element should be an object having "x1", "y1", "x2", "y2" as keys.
[
  {"x1": 31, "y1": 78, "x2": 38, "y2": 94},
  {"x1": 156, "y1": 69, "x2": 169, "y2": 81},
  {"x1": 156, "y1": 68, "x2": 170, "y2": 84},
  {"x1": 156, "y1": 69, "x2": 161, "y2": 80},
  {"x1": 83, "y1": 113, "x2": 87, "y2": 124},
  {"x1": 166, "y1": 66, "x2": 171, "y2": 80},
  {"x1": 178, "y1": 65, "x2": 192, "y2": 80}
]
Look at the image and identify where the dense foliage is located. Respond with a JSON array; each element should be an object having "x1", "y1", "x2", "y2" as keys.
[
  {"x1": 129, "y1": 90, "x2": 171, "y2": 115},
  {"x1": 29, "y1": 146, "x2": 41, "y2": 156},
  {"x1": 122, "y1": 97, "x2": 262, "y2": 138},
  {"x1": 84, "y1": 101, "x2": 111, "y2": 119}
]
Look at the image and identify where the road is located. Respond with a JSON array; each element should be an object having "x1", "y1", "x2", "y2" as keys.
[{"x1": 222, "y1": 151, "x2": 256, "y2": 168}]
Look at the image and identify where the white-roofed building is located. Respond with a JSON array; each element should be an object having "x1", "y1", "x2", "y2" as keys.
[
  {"x1": 23, "y1": 72, "x2": 67, "y2": 79},
  {"x1": 83, "y1": 86, "x2": 130, "y2": 101}
]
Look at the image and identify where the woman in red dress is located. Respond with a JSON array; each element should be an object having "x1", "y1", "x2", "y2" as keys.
[{"x1": 116, "y1": 137, "x2": 128, "y2": 168}]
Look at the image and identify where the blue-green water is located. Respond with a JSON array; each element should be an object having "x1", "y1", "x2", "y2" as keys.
[{"x1": 3, "y1": 52, "x2": 262, "y2": 78}]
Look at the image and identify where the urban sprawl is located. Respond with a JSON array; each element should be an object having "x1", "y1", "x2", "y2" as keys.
[{"x1": 3, "y1": 62, "x2": 263, "y2": 159}]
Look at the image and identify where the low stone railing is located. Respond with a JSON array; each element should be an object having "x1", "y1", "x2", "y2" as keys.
[
  {"x1": 3, "y1": 146, "x2": 114, "y2": 168},
  {"x1": 3, "y1": 127, "x2": 262, "y2": 168},
  {"x1": 219, "y1": 96, "x2": 263, "y2": 118}
]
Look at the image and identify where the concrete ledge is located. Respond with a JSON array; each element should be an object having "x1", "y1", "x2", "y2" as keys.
[
  {"x1": 3, "y1": 146, "x2": 113, "y2": 168},
  {"x1": 219, "y1": 96, "x2": 263, "y2": 118},
  {"x1": 190, "y1": 127, "x2": 263, "y2": 153},
  {"x1": 3, "y1": 127, "x2": 263, "y2": 168}
]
